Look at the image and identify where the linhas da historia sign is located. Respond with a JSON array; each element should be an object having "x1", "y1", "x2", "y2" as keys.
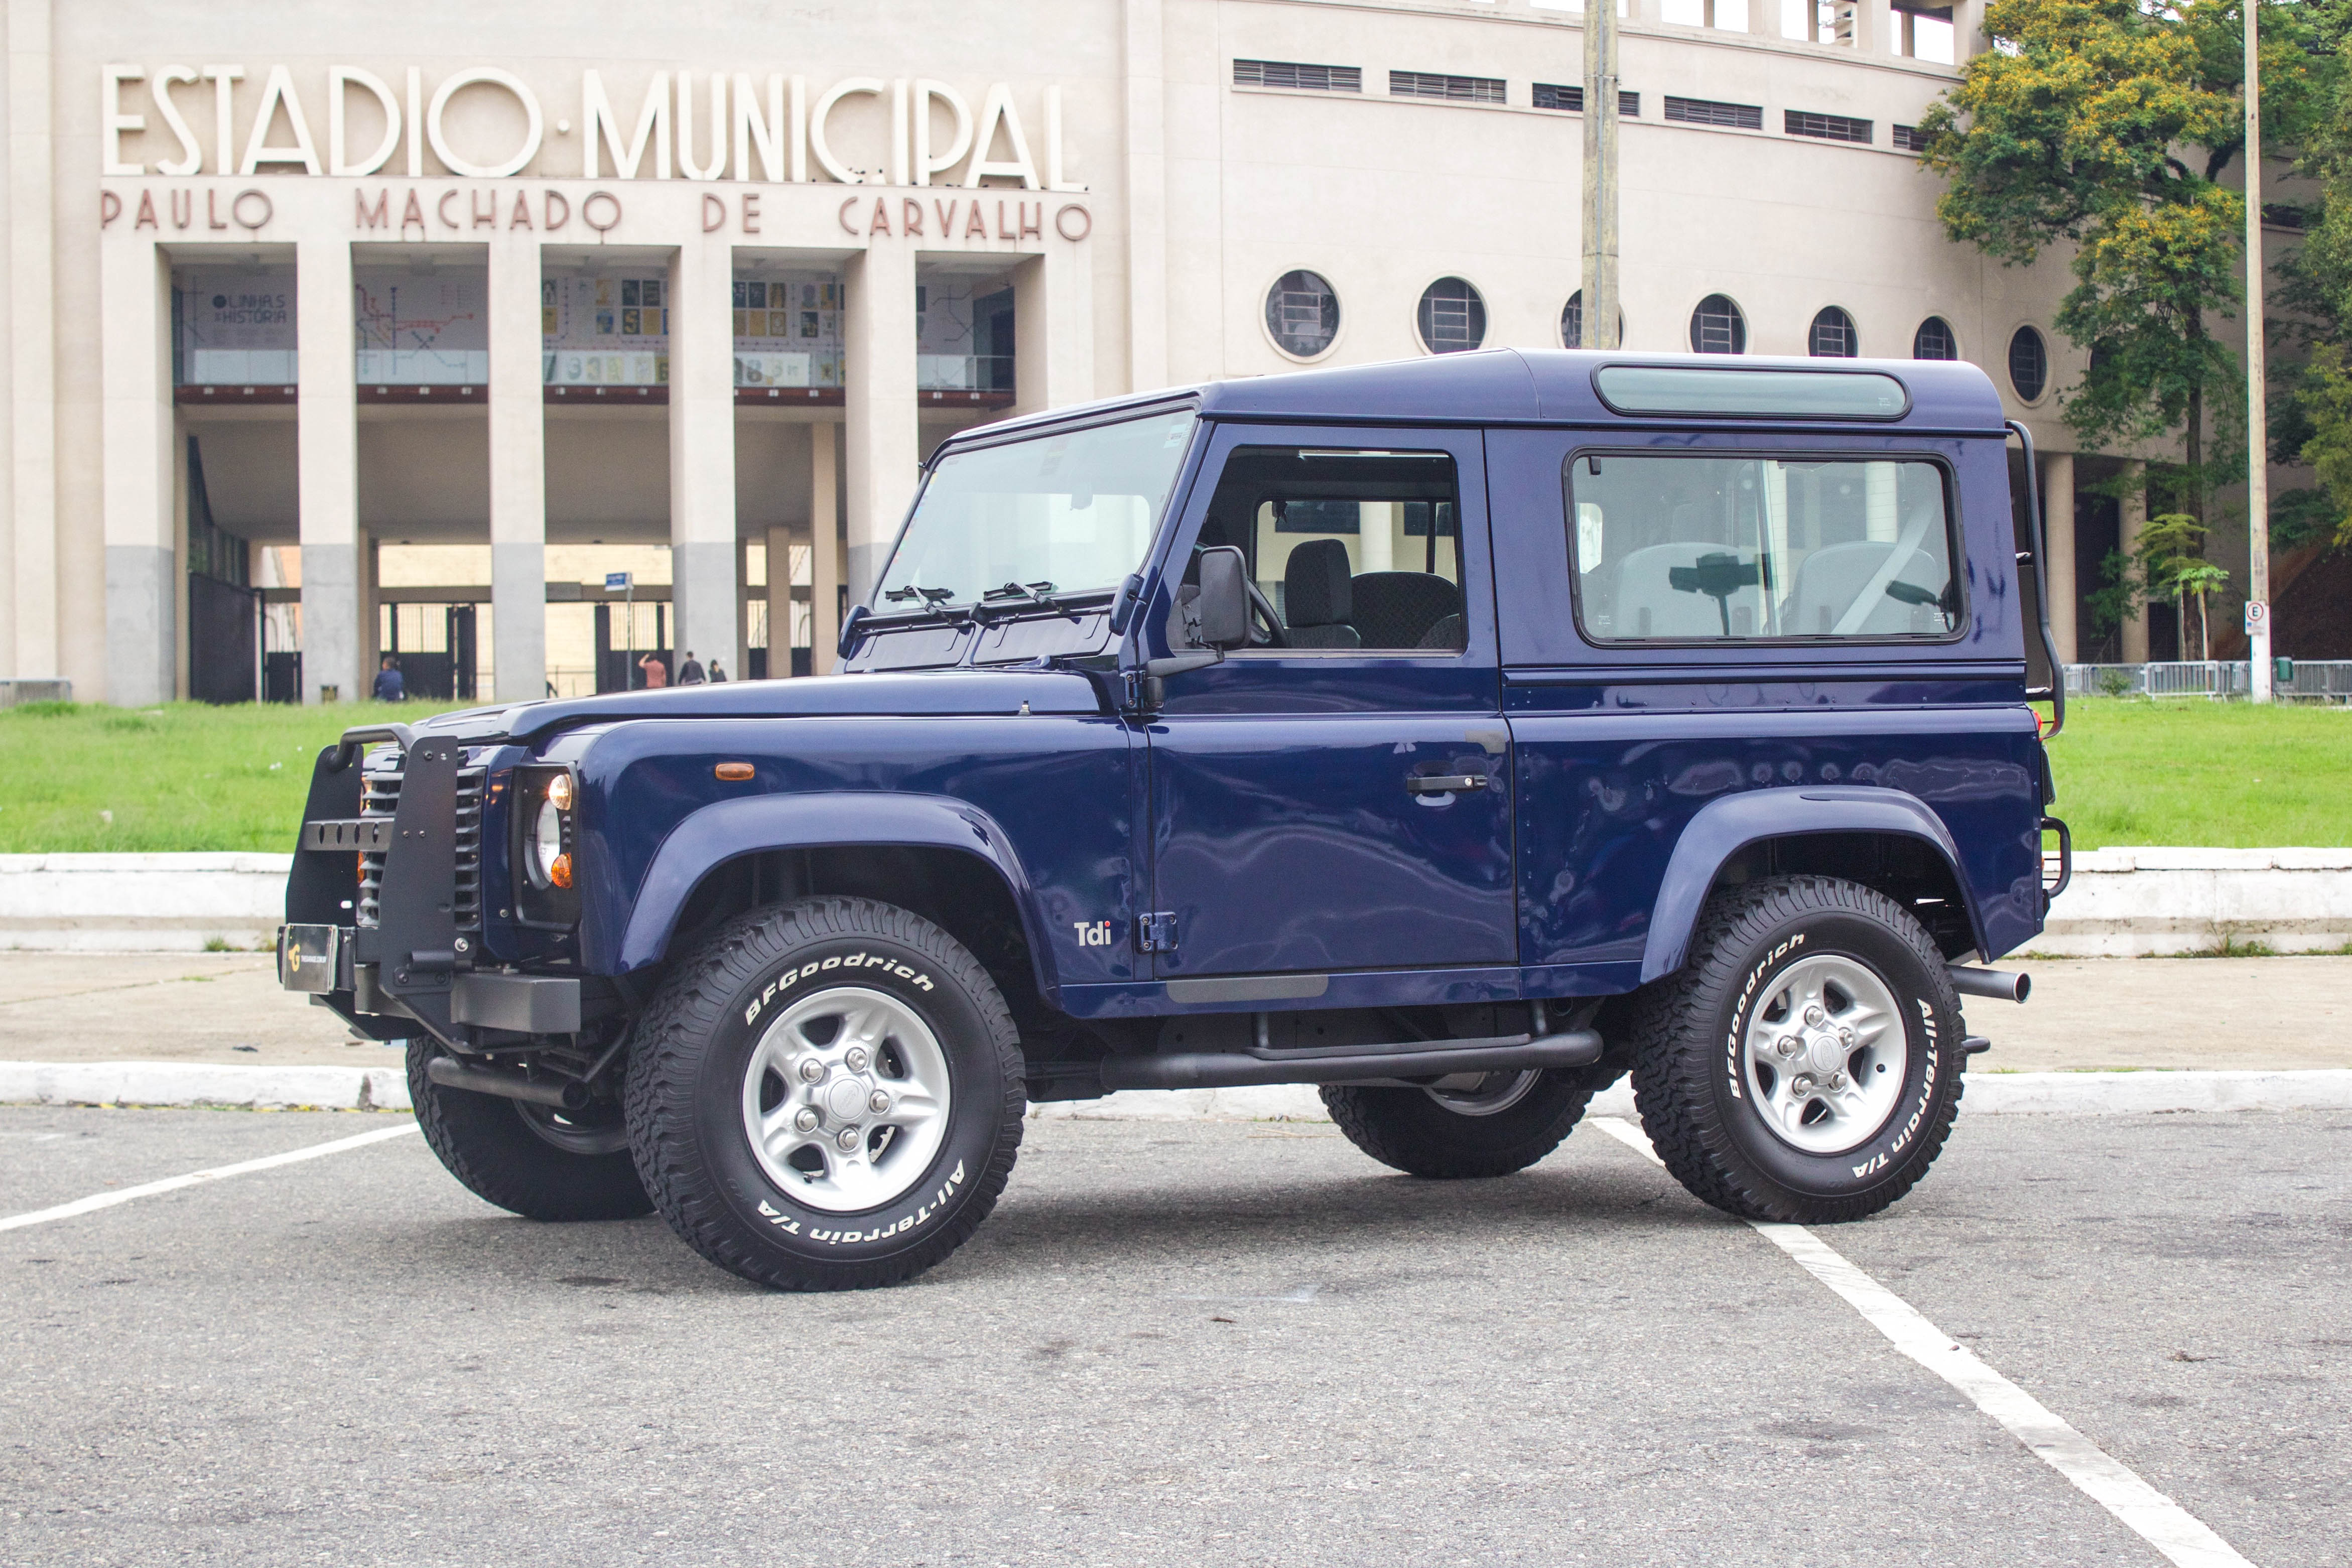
[{"x1": 95, "y1": 66, "x2": 1092, "y2": 240}]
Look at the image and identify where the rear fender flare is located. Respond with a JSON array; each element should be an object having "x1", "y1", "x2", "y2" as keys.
[
  {"x1": 609, "y1": 793, "x2": 1059, "y2": 999},
  {"x1": 1639, "y1": 786, "x2": 1982, "y2": 984}
]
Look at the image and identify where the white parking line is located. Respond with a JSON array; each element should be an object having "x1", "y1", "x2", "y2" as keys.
[
  {"x1": 0, "y1": 1122, "x2": 420, "y2": 1234},
  {"x1": 1589, "y1": 1117, "x2": 2256, "y2": 1568}
]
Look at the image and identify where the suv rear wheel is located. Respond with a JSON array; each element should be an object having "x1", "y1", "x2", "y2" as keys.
[
  {"x1": 1627, "y1": 875, "x2": 1966, "y2": 1223},
  {"x1": 624, "y1": 896, "x2": 1025, "y2": 1291},
  {"x1": 1322, "y1": 1068, "x2": 1599, "y2": 1179}
]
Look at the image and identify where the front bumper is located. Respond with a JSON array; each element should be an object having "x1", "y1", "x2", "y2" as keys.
[{"x1": 281, "y1": 725, "x2": 579, "y2": 1048}]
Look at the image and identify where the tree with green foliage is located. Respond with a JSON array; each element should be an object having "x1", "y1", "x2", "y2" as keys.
[
  {"x1": 2276, "y1": 2, "x2": 2352, "y2": 549},
  {"x1": 2138, "y1": 511, "x2": 2232, "y2": 659},
  {"x1": 1918, "y1": 0, "x2": 2322, "y2": 554}
]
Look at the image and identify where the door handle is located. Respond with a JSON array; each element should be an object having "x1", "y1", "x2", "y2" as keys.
[{"x1": 1407, "y1": 774, "x2": 1487, "y2": 795}]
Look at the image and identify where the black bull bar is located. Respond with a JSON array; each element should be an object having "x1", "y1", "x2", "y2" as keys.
[{"x1": 279, "y1": 724, "x2": 577, "y2": 1049}]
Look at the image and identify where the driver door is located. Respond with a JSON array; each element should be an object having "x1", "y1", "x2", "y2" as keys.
[{"x1": 1143, "y1": 424, "x2": 1515, "y2": 981}]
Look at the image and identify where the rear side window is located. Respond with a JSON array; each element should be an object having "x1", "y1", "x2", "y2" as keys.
[{"x1": 1565, "y1": 452, "x2": 1961, "y2": 641}]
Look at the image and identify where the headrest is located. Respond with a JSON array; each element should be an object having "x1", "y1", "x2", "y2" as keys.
[{"x1": 1284, "y1": 538, "x2": 1353, "y2": 627}]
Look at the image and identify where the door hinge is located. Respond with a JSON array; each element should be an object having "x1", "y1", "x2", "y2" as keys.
[{"x1": 1136, "y1": 911, "x2": 1179, "y2": 953}]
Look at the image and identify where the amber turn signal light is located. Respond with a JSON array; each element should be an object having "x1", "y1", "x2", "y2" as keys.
[
  {"x1": 714, "y1": 761, "x2": 755, "y2": 781},
  {"x1": 549, "y1": 852, "x2": 573, "y2": 889}
]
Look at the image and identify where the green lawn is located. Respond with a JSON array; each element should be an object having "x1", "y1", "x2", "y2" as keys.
[
  {"x1": 1, "y1": 695, "x2": 2344, "y2": 853},
  {"x1": 2043, "y1": 698, "x2": 2352, "y2": 849},
  {"x1": 0, "y1": 700, "x2": 465, "y2": 854}
]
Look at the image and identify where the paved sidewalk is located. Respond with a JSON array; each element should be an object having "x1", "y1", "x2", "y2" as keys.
[{"x1": 2, "y1": 951, "x2": 2348, "y2": 1071}]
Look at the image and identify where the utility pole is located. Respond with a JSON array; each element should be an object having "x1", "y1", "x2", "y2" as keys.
[
  {"x1": 1581, "y1": 0, "x2": 1621, "y2": 351},
  {"x1": 2245, "y1": 0, "x2": 2273, "y2": 701}
]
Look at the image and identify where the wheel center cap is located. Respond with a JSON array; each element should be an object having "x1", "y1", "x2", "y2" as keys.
[
  {"x1": 825, "y1": 1077, "x2": 869, "y2": 1120},
  {"x1": 1807, "y1": 1034, "x2": 1845, "y2": 1075}
]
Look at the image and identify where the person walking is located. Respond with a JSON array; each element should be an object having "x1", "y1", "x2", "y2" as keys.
[
  {"x1": 677, "y1": 649, "x2": 706, "y2": 685},
  {"x1": 372, "y1": 656, "x2": 406, "y2": 702},
  {"x1": 638, "y1": 650, "x2": 669, "y2": 688}
]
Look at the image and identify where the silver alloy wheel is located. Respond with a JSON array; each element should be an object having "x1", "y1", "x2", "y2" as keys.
[
  {"x1": 740, "y1": 985, "x2": 952, "y2": 1214},
  {"x1": 1424, "y1": 1069, "x2": 1543, "y2": 1117},
  {"x1": 1741, "y1": 952, "x2": 1909, "y2": 1156}
]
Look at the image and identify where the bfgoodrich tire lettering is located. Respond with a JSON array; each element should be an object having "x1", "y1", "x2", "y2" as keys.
[
  {"x1": 1628, "y1": 875, "x2": 1966, "y2": 1223},
  {"x1": 624, "y1": 896, "x2": 1024, "y2": 1291}
]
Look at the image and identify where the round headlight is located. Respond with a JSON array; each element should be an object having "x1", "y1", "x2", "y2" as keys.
[
  {"x1": 547, "y1": 771, "x2": 574, "y2": 812},
  {"x1": 530, "y1": 798, "x2": 564, "y2": 889}
]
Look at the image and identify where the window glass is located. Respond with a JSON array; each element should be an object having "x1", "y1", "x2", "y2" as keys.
[
  {"x1": 1690, "y1": 294, "x2": 1747, "y2": 354},
  {"x1": 1809, "y1": 306, "x2": 1857, "y2": 358},
  {"x1": 2007, "y1": 326, "x2": 2047, "y2": 401},
  {"x1": 1185, "y1": 447, "x2": 1467, "y2": 652},
  {"x1": 1416, "y1": 278, "x2": 1487, "y2": 354},
  {"x1": 1266, "y1": 270, "x2": 1340, "y2": 358},
  {"x1": 1912, "y1": 316, "x2": 1957, "y2": 360},
  {"x1": 876, "y1": 410, "x2": 1195, "y2": 609},
  {"x1": 1565, "y1": 452, "x2": 1959, "y2": 641}
]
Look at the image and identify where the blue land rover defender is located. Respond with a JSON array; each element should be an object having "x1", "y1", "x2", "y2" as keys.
[{"x1": 279, "y1": 351, "x2": 2067, "y2": 1291}]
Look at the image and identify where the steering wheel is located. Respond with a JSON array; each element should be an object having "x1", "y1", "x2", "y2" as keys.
[{"x1": 1243, "y1": 578, "x2": 1288, "y2": 648}]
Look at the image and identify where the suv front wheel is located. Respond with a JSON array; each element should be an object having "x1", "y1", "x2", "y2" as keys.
[
  {"x1": 1628, "y1": 875, "x2": 1966, "y2": 1224},
  {"x1": 624, "y1": 896, "x2": 1025, "y2": 1291}
]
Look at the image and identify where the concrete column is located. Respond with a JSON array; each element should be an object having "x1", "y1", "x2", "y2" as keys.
[
  {"x1": 1013, "y1": 244, "x2": 1097, "y2": 418},
  {"x1": 7, "y1": 0, "x2": 59, "y2": 679},
  {"x1": 1123, "y1": 0, "x2": 1168, "y2": 392},
  {"x1": 843, "y1": 242, "x2": 918, "y2": 609},
  {"x1": 2118, "y1": 459, "x2": 2148, "y2": 663},
  {"x1": 765, "y1": 524, "x2": 794, "y2": 678},
  {"x1": 2041, "y1": 450, "x2": 2077, "y2": 666},
  {"x1": 669, "y1": 235, "x2": 739, "y2": 678},
  {"x1": 297, "y1": 236, "x2": 361, "y2": 704},
  {"x1": 488, "y1": 234, "x2": 547, "y2": 702},
  {"x1": 361, "y1": 532, "x2": 382, "y2": 678},
  {"x1": 1747, "y1": 0, "x2": 1779, "y2": 38},
  {"x1": 100, "y1": 240, "x2": 176, "y2": 706},
  {"x1": 1859, "y1": 0, "x2": 1889, "y2": 54},
  {"x1": 810, "y1": 422, "x2": 842, "y2": 673},
  {"x1": 1950, "y1": 0, "x2": 1989, "y2": 61}
]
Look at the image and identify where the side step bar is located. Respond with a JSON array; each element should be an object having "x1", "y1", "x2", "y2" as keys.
[{"x1": 1100, "y1": 1028, "x2": 1605, "y2": 1092}]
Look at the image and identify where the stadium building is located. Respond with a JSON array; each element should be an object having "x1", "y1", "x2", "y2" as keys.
[{"x1": 3, "y1": 0, "x2": 2181, "y2": 705}]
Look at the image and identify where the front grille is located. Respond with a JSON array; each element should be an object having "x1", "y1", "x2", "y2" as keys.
[{"x1": 356, "y1": 748, "x2": 486, "y2": 932}]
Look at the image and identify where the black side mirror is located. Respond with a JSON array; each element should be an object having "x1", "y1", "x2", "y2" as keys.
[{"x1": 1193, "y1": 546, "x2": 1250, "y2": 650}]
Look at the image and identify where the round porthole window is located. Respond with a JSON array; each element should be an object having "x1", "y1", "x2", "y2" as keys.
[
  {"x1": 1416, "y1": 277, "x2": 1487, "y2": 354},
  {"x1": 1689, "y1": 294, "x2": 1746, "y2": 355},
  {"x1": 1264, "y1": 270, "x2": 1340, "y2": 359},
  {"x1": 1913, "y1": 316, "x2": 1958, "y2": 360},
  {"x1": 1809, "y1": 306, "x2": 1858, "y2": 358},
  {"x1": 1561, "y1": 290, "x2": 1626, "y2": 349},
  {"x1": 2008, "y1": 325, "x2": 2049, "y2": 401}
]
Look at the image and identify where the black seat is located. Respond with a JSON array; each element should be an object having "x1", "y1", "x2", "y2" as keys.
[
  {"x1": 1282, "y1": 539, "x2": 1361, "y2": 649},
  {"x1": 1350, "y1": 571, "x2": 1461, "y2": 649}
]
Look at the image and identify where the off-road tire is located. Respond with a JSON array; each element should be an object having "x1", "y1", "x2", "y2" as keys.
[
  {"x1": 406, "y1": 1039, "x2": 654, "y2": 1221},
  {"x1": 624, "y1": 896, "x2": 1024, "y2": 1291},
  {"x1": 1627, "y1": 875, "x2": 1967, "y2": 1223},
  {"x1": 1321, "y1": 1070, "x2": 1599, "y2": 1179}
]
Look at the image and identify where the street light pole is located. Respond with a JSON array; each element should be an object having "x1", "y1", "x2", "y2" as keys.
[
  {"x1": 1581, "y1": 0, "x2": 1621, "y2": 351},
  {"x1": 2245, "y1": 0, "x2": 2273, "y2": 702}
]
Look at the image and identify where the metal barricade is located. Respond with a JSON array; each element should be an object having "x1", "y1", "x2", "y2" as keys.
[
  {"x1": 0, "y1": 679, "x2": 73, "y2": 708},
  {"x1": 2063, "y1": 661, "x2": 2352, "y2": 702}
]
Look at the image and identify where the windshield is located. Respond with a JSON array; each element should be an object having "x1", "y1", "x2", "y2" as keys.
[{"x1": 875, "y1": 409, "x2": 1197, "y2": 610}]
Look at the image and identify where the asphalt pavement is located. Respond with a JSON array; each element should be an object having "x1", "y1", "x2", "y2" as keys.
[{"x1": 1, "y1": 1104, "x2": 2344, "y2": 1566}]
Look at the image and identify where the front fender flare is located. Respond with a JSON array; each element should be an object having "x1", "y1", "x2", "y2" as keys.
[
  {"x1": 1638, "y1": 786, "x2": 1981, "y2": 984},
  {"x1": 609, "y1": 792, "x2": 1059, "y2": 998}
]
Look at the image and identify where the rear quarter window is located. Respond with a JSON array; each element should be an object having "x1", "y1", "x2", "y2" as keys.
[{"x1": 1565, "y1": 451, "x2": 1964, "y2": 642}]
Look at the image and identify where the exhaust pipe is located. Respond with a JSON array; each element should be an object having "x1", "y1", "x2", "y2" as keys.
[
  {"x1": 425, "y1": 1054, "x2": 590, "y2": 1110},
  {"x1": 1947, "y1": 965, "x2": 2030, "y2": 1004},
  {"x1": 1101, "y1": 1028, "x2": 1604, "y2": 1092}
]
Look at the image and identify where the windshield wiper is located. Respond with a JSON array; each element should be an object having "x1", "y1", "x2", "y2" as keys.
[
  {"x1": 978, "y1": 580, "x2": 1090, "y2": 621},
  {"x1": 883, "y1": 584, "x2": 959, "y2": 607}
]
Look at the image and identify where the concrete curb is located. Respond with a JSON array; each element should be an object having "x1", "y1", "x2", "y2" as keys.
[{"x1": 10, "y1": 1063, "x2": 2339, "y2": 1118}]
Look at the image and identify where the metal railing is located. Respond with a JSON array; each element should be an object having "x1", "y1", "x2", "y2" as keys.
[
  {"x1": 2063, "y1": 661, "x2": 2352, "y2": 702},
  {"x1": 0, "y1": 679, "x2": 73, "y2": 708}
]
